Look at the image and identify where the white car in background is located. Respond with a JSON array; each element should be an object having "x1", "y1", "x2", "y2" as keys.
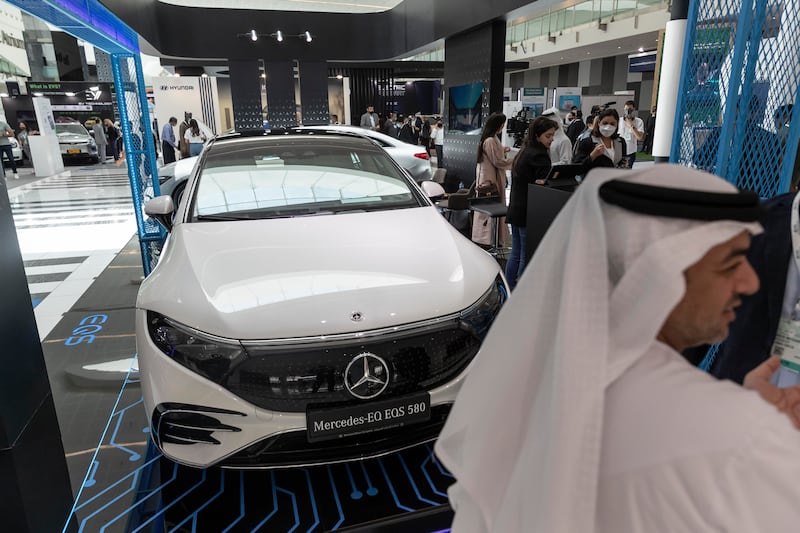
[
  {"x1": 55, "y1": 122, "x2": 99, "y2": 163},
  {"x1": 296, "y1": 124, "x2": 433, "y2": 183},
  {"x1": 138, "y1": 130, "x2": 506, "y2": 468}
]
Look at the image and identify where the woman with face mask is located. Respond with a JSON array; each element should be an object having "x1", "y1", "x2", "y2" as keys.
[{"x1": 572, "y1": 108, "x2": 625, "y2": 174}]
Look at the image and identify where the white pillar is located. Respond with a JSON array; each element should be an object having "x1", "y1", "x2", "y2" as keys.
[{"x1": 653, "y1": 18, "x2": 688, "y2": 162}]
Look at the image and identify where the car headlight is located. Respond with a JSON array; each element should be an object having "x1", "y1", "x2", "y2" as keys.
[
  {"x1": 459, "y1": 275, "x2": 508, "y2": 338},
  {"x1": 146, "y1": 311, "x2": 246, "y2": 382}
]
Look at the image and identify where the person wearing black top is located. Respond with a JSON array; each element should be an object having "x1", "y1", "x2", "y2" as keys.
[
  {"x1": 572, "y1": 108, "x2": 625, "y2": 174},
  {"x1": 505, "y1": 116, "x2": 558, "y2": 290},
  {"x1": 398, "y1": 117, "x2": 415, "y2": 144},
  {"x1": 566, "y1": 110, "x2": 585, "y2": 146}
]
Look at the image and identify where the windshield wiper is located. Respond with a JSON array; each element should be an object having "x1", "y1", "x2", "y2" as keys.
[{"x1": 196, "y1": 214, "x2": 252, "y2": 221}]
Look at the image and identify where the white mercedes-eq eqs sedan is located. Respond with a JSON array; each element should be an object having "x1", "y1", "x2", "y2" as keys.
[{"x1": 137, "y1": 130, "x2": 507, "y2": 469}]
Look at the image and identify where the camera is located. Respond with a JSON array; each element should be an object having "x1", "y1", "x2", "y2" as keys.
[{"x1": 506, "y1": 109, "x2": 532, "y2": 148}]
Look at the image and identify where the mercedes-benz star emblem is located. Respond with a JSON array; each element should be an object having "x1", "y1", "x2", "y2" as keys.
[
  {"x1": 350, "y1": 311, "x2": 364, "y2": 322},
  {"x1": 344, "y1": 352, "x2": 390, "y2": 400}
]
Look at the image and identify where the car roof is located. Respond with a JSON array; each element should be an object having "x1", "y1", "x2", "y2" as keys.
[{"x1": 208, "y1": 129, "x2": 388, "y2": 155}]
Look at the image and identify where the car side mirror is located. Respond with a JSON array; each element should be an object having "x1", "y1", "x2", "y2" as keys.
[
  {"x1": 420, "y1": 180, "x2": 446, "y2": 200},
  {"x1": 145, "y1": 195, "x2": 175, "y2": 232}
]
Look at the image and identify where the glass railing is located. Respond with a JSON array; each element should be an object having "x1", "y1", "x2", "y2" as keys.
[{"x1": 507, "y1": 0, "x2": 668, "y2": 44}]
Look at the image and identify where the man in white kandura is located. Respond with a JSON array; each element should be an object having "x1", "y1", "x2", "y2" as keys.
[{"x1": 435, "y1": 164, "x2": 800, "y2": 532}]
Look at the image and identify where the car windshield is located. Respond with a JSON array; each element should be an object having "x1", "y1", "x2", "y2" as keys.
[
  {"x1": 55, "y1": 124, "x2": 89, "y2": 136},
  {"x1": 191, "y1": 137, "x2": 422, "y2": 220}
]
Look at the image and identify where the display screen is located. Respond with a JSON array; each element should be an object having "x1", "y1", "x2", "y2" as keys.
[{"x1": 448, "y1": 82, "x2": 483, "y2": 133}]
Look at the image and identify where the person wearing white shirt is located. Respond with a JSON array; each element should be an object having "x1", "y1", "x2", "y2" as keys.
[
  {"x1": 619, "y1": 99, "x2": 645, "y2": 168},
  {"x1": 436, "y1": 164, "x2": 800, "y2": 533},
  {"x1": 183, "y1": 118, "x2": 207, "y2": 157},
  {"x1": 541, "y1": 107, "x2": 573, "y2": 164},
  {"x1": 431, "y1": 118, "x2": 445, "y2": 168}
]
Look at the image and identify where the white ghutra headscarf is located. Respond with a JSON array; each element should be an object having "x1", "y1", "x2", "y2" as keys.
[{"x1": 434, "y1": 164, "x2": 762, "y2": 533}]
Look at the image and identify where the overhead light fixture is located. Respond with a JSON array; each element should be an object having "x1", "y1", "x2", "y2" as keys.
[
  {"x1": 33, "y1": 92, "x2": 43, "y2": 97},
  {"x1": 336, "y1": 74, "x2": 343, "y2": 80},
  {"x1": 305, "y1": 30, "x2": 312, "y2": 42},
  {"x1": 250, "y1": 29, "x2": 258, "y2": 41},
  {"x1": 65, "y1": 92, "x2": 76, "y2": 96},
  {"x1": 277, "y1": 30, "x2": 283, "y2": 42},
  {"x1": 261, "y1": 73, "x2": 266, "y2": 79}
]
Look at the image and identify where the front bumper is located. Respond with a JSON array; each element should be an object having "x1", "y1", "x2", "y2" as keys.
[
  {"x1": 137, "y1": 310, "x2": 470, "y2": 469},
  {"x1": 60, "y1": 144, "x2": 97, "y2": 157}
]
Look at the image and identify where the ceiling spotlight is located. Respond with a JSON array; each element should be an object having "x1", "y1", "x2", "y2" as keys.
[
  {"x1": 277, "y1": 30, "x2": 283, "y2": 42},
  {"x1": 250, "y1": 29, "x2": 258, "y2": 41},
  {"x1": 305, "y1": 30, "x2": 312, "y2": 42},
  {"x1": 336, "y1": 74, "x2": 343, "y2": 80}
]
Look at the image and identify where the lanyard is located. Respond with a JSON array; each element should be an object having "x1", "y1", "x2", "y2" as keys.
[
  {"x1": 792, "y1": 190, "x2": 800, "y2": 274},
  {"x1": 788, "y1": 190, "x2": 800, "y2": 319}
]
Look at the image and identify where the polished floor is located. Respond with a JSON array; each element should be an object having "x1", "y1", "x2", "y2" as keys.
[{"x1": 7, "y1": 163, "x2": 138, "y2": 340}]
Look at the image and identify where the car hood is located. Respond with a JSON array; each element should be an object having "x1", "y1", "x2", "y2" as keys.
[{"x1": 138, "y1": 207, "x2": 500, "y2": 340}]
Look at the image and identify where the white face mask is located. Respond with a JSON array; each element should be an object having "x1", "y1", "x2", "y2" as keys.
[{"x1": 599, "y1": 124, "x2": 616, "y2": 137}]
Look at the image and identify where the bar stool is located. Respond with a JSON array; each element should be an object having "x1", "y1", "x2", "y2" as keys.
[{"x1": 469, "y1": 197, "x2": 508, "y2": 259}]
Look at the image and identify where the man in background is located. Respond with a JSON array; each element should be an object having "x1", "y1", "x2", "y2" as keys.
[
  {"x1": 178, "y1": 112, "x2": 192, "y2": 158},
  {"x1": 161, "y1": 117, "x2": 178, "y2": 164},
  {"x1": 0, "y1": 118, "x2": 19, "y2": 179},
  {"x1": 92, "y1": 118, "x2": 108, "y2": 164},
  {"x1": 359, "y1": 105, "x2": 379, "y2": 131},
  {"x1": 619, "y1": 100, "x2": 645, "y2": 168}
]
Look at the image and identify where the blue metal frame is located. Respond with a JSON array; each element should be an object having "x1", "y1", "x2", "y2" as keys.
[
  {"x1": 4, "y1": 0, "x2": 138, "y2": 54},
  {"x1": 111, "y1": 53, "x2": 164, "y2": 275},
  {"x1": 8, "y1": 0, "x2": 164, "y2": 275},
  {"x1": 722, "y1": 0, "x2": 759, "y2": 181}
]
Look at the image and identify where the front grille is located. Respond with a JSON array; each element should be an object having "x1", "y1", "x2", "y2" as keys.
[
  {"x1": 220, "y1": 404, "x2": 451, "y2": 468},
  {"x1": 223, "y1": 320, "x2": 479, "y2": 412}
]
